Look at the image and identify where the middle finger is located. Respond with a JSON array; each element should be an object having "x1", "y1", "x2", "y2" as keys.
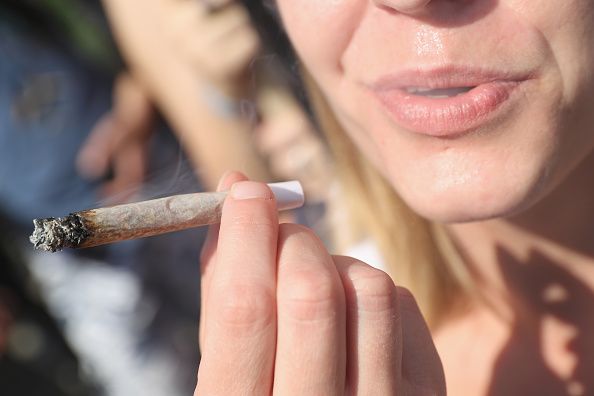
[{"x1": 273, "y1": 224, "x2": 347, "y2": 395}]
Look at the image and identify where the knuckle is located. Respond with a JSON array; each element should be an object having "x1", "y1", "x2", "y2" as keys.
[
  {"x1": 281, "y1": 270, "x2": 341, "y2": 323},
  {"x1": 349, "y1": 266, "x2": 397, "y2": 314},
  {"x1": 217, "y1": 285, "x2": 274, "y2": 329},
  {"x1": 277, "y1": 224, "x2": 340, "y2": 322},
  {"x1": 278, "y1": 223, "x2": 321, "y2": 248},
  {"x1": 227, "y1": 212, "x2": 276, "y2": 234}
]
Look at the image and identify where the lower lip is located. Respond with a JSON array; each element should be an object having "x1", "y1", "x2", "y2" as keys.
[{"x1": 372, "y1": 81, "x2": 521, "y2": 137}]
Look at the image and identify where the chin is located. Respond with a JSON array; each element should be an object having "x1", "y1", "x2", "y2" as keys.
[
  {"x1": 387, "y1": 169, "x2": 550, "y2": 224},
  {"x1": 370, "y1": 115, "x2": 562, "y2": 224},
  {"x1": 403, "y1": 190, "x2": 535, "y2": 224}
]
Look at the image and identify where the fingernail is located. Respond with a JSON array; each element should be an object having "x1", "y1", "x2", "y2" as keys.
[{"x1": 231, "y1": 181, "x2": 272, "y2": 200}]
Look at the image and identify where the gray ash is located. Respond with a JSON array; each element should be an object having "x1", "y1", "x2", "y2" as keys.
[{"x1": 29, "y1": 214, "x2": 90, "y2": 252}]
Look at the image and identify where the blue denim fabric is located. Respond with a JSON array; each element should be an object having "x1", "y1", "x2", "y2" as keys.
[
  {"x1": 0, "y1": 22, "x2": 111, "y2": 226},
  {"x1": 0, "y1": 17, "x2": 205, "y2": 396}
]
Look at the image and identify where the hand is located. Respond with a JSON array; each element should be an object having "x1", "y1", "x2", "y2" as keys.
[
  {"x1": 196, "y1": 171, "x2": 446, "y2": 395},
  {"x1": 160, "y1": 0, "x2": 260, "y2": 97},
  {"x1": 76, "y1": 73, "x2": 153, "y2": 202}
]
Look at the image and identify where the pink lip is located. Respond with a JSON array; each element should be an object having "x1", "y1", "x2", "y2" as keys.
[{"x1": 368, "y1": 67, "x2": 531, "y2": 137}]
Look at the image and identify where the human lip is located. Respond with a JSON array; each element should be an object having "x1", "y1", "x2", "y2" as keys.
[{"x1": 368, "y1": 67, "x2": 532, "y2": 137}]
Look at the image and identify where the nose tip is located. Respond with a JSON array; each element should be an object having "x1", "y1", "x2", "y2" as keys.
[{"x1": 374, "y1": 0, "x2": 433, "y2": 14}]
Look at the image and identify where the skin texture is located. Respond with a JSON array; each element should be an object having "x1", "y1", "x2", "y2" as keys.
[
  {"x1": 77, "y1": 73, "x2": 152, "y2": 202},
  {"x1": 160, "y1": 0, "x2": 260, "y2": 97},
  {"x1": 272, "y1": 1, "x2": 594, "y2": 394},
  {"x1": 196, "y1": 172, "x2": 446, "y2": 395},
  {"x1": 276, "y1": 0, "x2": 594, "y2": 223},
  {"x1": 102, "y1": 0, "x2": 272, "y2": 189},
  {"x1": 196, "y1": 0, "x2": 594, "y2": 394},
  {"x1": 101, "y1": 0, "x2": 329, "y2": 197}
]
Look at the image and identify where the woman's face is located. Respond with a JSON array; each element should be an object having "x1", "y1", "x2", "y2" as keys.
[{"x1": 275, "y1": 0, "x2": 594, "y2": 222}]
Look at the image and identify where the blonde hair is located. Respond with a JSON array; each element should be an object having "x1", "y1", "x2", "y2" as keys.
[{"x1": 303, "y1": 72, "x2": 475, "y2": 328}]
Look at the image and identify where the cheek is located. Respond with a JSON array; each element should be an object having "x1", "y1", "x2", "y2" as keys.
[
  {"x1": 275, "y1": 0, "x2": 364, "y2": 82},
  {"x1": 511, "y1": 0, "x2": 594, "y2": 100},
  {"x1": 517, "y1": 0, "x2": 594, "y2": 183},
  {"x1": 276, "y1": 0, "x2": 385, "y2": 166}
]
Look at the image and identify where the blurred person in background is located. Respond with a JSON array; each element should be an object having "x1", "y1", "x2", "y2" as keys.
[
  {"x1": 190, "y1": 0, "x2": 594, "y2": 395},
  {"x1": 1, "y1": 0, "x2": 333, "y2": 394},
  {"x1": 100, "y1": 0, "x2": 333, "y2": 204},
  {"x1": 0, "y1": 1, "x2": 207, "y2": 394},
  {"x1": 0, "y1": 225, "x2": 101, "y2": 396}
]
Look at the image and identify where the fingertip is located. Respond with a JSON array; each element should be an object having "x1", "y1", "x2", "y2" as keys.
[{"x1": 216, "y1": 170, "x2": 248, "y2": 192}]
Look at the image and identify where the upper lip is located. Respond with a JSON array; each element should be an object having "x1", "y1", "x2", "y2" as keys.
[{"x1": 368, "y1": 65, "x2": 533, "y2": 91}]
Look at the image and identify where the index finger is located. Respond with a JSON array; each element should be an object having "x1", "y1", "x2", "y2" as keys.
[
  {"x1": 196, "y1": 181, "x2": 278, "y2": 394},
  {"x1": 198, "y1": 171, "x2": 248, "y2": 351}
]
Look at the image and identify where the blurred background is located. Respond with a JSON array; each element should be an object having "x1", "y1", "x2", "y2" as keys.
[{"x1": 0, "y1": 0, "x2": 334, "y2": 394}]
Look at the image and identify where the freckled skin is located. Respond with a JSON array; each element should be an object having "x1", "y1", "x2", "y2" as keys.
[{"x1": 275, "y1": 0, "x2": 594, "y2": 223}]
